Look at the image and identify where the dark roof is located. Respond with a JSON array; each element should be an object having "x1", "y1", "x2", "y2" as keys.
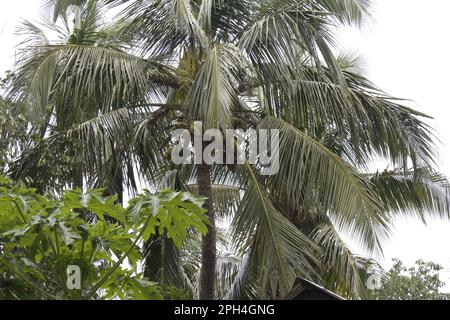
[{"x1": 287, "y1": 278, "x2": 345, "y2": 300}]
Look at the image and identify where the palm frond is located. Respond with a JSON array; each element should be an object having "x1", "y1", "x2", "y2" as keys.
[
  {"x1": 15, "y1": 20, "x2": 50, "y2": 47},
  {"x1": 314, "y1": 0, "x2": 372, "y2": 28},
  {"x1": 259, "y1": 65, "x2": 436, "y2": 169},
  {"x1": 143, "y1": 234, "x2": 195, "y2": 290},
  {"x1": 223, "y1": 252, "x2": 258, "y2": 300},
  {"x1": 10, "y1": 44, "x2": 167, "y2": 120},
  {"x1": 188, "y1": 44, "x2": 248, "y2": 129},
  {"x1": 310, "y1": 222, "x2": 366, "y2": 299},
  {"x1": 188, "y1": 184, "x2": 241, "y2": 218},
  {"x1": 231, "y1": 163, "x2": 320, "y2": 297},
  {"x1": 336, "y1": 50, "x2": 367, "y2": 75},
  {"x1": 370, "y1": 168, "x2": 450, "y2": 221},
  {"x1": 175, "y1": 0, "x2": 208, "y2": 47},
  {"x1": 260, "y1": 116, "x2": 390, "y2": 254}
]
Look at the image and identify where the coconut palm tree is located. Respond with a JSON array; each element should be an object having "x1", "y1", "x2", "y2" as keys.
[
  {"x1": 7, "y1": 0, "x2": 450, "y2": 300},
  {"x1": 6, "y1": 0, "x2": 155, "y2": 197}
]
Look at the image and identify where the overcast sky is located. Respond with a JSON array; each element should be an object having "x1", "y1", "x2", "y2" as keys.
[
  {"x1": 1, "y1": 0, "x2": 450, "y2": 289},
  {"x1": 339, "y1": 0, "x2": 450, "y2": 288}
]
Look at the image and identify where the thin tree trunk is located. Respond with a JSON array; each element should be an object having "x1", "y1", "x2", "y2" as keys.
[
  {"x1": 109, "y1": 145, "x2": 124, "y2": 205},
  {"x1": 197, "y1": 162, "x2": 217, "y2": 300},
  {"x1": 72, "y1": 166, "x2": 83, "y2": 190}
]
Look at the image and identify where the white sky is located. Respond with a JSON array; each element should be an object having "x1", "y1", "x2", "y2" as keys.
[
  {"x1": 1, "y1": 0, "x2": 450, "y2": 290},
  {"x1": 338, "y1": 0, "x2": 450, "y2": 289}
]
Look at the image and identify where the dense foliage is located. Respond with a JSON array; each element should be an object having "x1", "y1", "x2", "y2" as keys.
[
  {"x1": 0, "y1": 177, "x2": 207, "y2": 299},
  {"x1": 371, "y1": 259, "x2": 449, "y2": 300}
]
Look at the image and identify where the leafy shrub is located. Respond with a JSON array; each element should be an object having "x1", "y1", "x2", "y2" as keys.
[{"x1": 0, "y1": 177, "x2": 208, "y2": 300}]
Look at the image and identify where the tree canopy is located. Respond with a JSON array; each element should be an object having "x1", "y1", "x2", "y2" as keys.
[{"x1": 371, "y1": 259, "x2": 450, "y2": 301}]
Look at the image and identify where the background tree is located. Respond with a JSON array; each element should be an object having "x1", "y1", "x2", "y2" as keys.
[
  {"x1": 6, "y1": 0, "x2": 150, "y2": 196},
  {"x1": 0, "y1": 73, "x2": 30, "y2": 174},
  {"x1": 370, "y1": 259, "x2": 450, "y2": 300}
]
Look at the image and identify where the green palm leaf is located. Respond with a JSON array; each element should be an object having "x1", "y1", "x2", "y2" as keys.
[
  {"x1": 231, "y1": 163, "x2": 320, "y2": 297},
  {"x1": 260, "y1": 116, "x2": 390, "y2": 253}
]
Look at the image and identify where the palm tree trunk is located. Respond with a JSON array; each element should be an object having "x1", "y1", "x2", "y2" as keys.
[{"x1": 197, "y1": 162, "x2": 217, "y2": 300}]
